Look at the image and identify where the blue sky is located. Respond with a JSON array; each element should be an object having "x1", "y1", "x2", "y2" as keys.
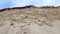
[{"x1": 0, "y1": 0, "x2": 60, "y2": 9}]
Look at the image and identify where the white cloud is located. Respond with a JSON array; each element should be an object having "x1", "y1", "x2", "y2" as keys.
[
  {"x1": 12, "y1": 0, "x2": 56, "y2": 7},
  {"x1": 42, "y1": 0, "x2": 55, "y2": 6},
  {"x1": 0, "y1": 0, "x2": 58, "y2": 9},
  {"x1": 12, "y1": 0, "x2": 44, "y2": 7},
  {"x1": 12, "y1": 0, "x2": 33, "y2": 7}
]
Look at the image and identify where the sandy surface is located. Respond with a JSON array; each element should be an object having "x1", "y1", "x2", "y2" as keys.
[{"x1": 0, "y1": 7, "x2": 60, "y2": 34}]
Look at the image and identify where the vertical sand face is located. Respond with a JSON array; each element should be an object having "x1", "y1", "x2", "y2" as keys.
[{"x1": 0, "y1": 6, "x2": 60, "y2": 34}]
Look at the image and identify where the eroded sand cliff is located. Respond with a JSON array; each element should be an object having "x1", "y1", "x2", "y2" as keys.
[{"x1": 0, "y1": 5, "x2": 60, "y2": 34}]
